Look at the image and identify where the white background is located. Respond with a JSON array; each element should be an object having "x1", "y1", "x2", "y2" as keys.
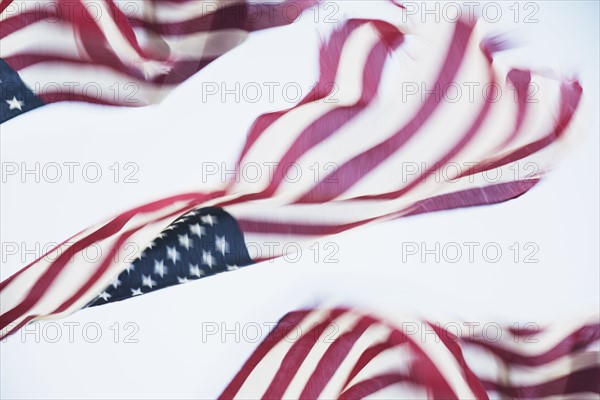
[{"x1": 1, "y1": 1, "x2": 599, "y2": 398}]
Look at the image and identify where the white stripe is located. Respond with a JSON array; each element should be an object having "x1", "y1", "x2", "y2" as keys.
[
  {"x1": 0, "y1": 223, "x2": 105, "y2": 316},
  {"x1": 0, "y1": 199, "x2": 202, "y2": 335},
  {"x1": 412, "y1": 322, "x2": 476, "y2": 399},
  {"x1": 1, "y1": 19, "x2": 246, "y2": 63},
  {"x1": 343, "y1": 343, "x2": 413, "y2": 389},
  {"x1": 230, "y1": 22, "x2": 389, "y2": 195},
  {"x1": 541, "y1": 394, "x2": 600, "y2": 400},
  {"x1": 464, "y1": 315, "x2": 600, "y2": 356},
  {"x1": 0, "y1": 0, "x2": 55, "y2": 22},
  {"x1": 113, "y1": 0, "x2": 242, "y2": 24},
  {"x1": 336, "y1": 27, "x2": 495, "y2": 200},
  {"x1": 282, "y1": 312, "x2": 361, "y2": 398},
  {"x1": 19, "y1": 62, "x2": 175, "y2": 104},
  {"x1": 319, "y1": 323, "x2": 392, "y2": 398},
  {"x1": 158, "y1": 29, "x2": 248, "y2": 60},
  {"x1": 0, "y1": 20, "x2": 83, "y2": 60},
  {"x1": 273, "y1": 21, "x2": 458, "y2": 200},
  {"x1": 84, "y1": 0, "x2": 172, "y2": 79},
  {"x1": 463, "y1": 342, "x2": 599, "y2": 387},
  {"x1": 367, "y1": 383, "x2": 429, "y2": 400},
  {"x1": 234, "y1": 308, "x2": 332, "y2": 399}
]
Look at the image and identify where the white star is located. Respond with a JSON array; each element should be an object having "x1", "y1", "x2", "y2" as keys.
[
  {"x1": 189, "y1": 223, "x2": 205, "y2": 238},
  {"x1": 177, "y1": 276, "x2": 189, "y2": 284},
  {"x1": 178, "y1": 234, "x2": 193, "y2": 250},
  {"x1": 226, "y1": 264, "x2": 239, "y2": 271},
  {"x1": 166, "y1": 246, "x2": 180, "y2": 264},
  {"x1": 201, "y1": 214, "x2": 217, "y2": 226},
  {"x1": 147, "y1": 240, "x2": 156, "y2": 249},
  {"x1": 215, "y1": 235, "x2": 229, "y2": 255},
  {"x1": 131, "y1": 288, "x2": 143, "y2": 296},
  {"x1": 98, "y1": 291, "x2": 111, "y2": 301},
  {"x1": 142, "y1": 274, "x2": 157, "y2": 289},
  {"x1": 154, "y1": 259, "x2": 168, "y2": 277},
  {"x1": 125, "y1": 264, "x2": 135, "y2": 274},
  {"x1": 111, "y1": 276, "x2": 122, "y2": 289},
  {"x1": 202, "y1": 250, "x2": 215, "y2": 269},
  {"x1": 157, "y1": 232, "x2": 168, "y2": 239},
  {"x1": 189, "y1": 263, "x2": 204, "y2": 278},
  {"x1": 6, "y1": 96, "x2": 24, "y2": 111}
]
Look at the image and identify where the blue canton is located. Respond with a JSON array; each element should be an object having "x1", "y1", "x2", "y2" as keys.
[
  {"x1": 0, "y1": 58, "x2": 45, "y2": 124},
  {"x1": 88, "y1": 207, "x2": 255, "y2": 307}
]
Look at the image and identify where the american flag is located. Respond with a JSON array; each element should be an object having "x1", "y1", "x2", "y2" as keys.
[
  {"x1": 219, "y1": 306, "x2": 600, "y2": 399},
  {"x1": 0, "y1": 10, "x2": 582, "y2": 336},
  {"x1": 0, "y1": 11, "x2": 586, "y2": 342},
  {"x1": 0, "y1": 0, "x2": 313, "y2": 123}
]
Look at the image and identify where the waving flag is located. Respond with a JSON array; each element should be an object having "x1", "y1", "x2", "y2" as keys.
[
  {"x1": 219, "y1": 307, "x2": 600, "y2": 399},
  {"x1": 0, "y1": 13, "x2": 586, "y2": 339},
  {"x1": 0, "y1": 0, "x2": 313, "y2": 123}
]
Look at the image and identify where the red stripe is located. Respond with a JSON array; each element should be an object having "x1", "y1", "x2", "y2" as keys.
[
  {"x1": 295, "y1": 20, "x2": 475, "y2": 203},
  {"x1": 464, "y1": 323, "x2": 600, "y2": 367},
  {"x1": 0, "y1": 191, "x2": 221, "y2": 331},
  {"x1": 338, "y1": 328, "x2": 459, "y2": 399},
  {"x1": 218, "y1": 310, "x2": 310, "y2": 399},
  {"x1": 215, "y1": 21, "x2": 408, "y2": 220},
  {"x1": 1, "y1": 1, "x2": 307, "y2": 39},
  {"x1": 300, "y1": 316, "x2": 377, "y2": 398},
  {"x1": 6, "y1": 54, "x2": 218, "y2": 90},
  {"x1": 403, "y1": 179, "x2": 540, "y2": 217},
  {"x1": 237, "y1": 216, "x2": 377, "y2": 237},
  {"x1": 128, "y1": 1, "x2": 314, "y2": 36},
  {"x1": 0, "y1": 233, "x2": 79, "y2": 292},
  {"x1": 430, "y1": 323, "x2": 489, "y2": 399},
  {"x1": 49, "y1": 197, "x2": 217, "y2": 315},
  {"x1": 338, "y1": 373, "x2": 410, "y2": 399},
  {"x1": 0, "y1": 11, "x2": 48, "y2": 39},
  {"x1": 234, "y1": 180, "x2": 539, "y2": 241},
  {"x1": 0, "y1": 0, "x2": 14, "y2": 15},
  {"x1": 103, "y1": 0, "x2": 148, "y2": 58},
  {"x1": 222, "y1": 21, "x2": 404, "y2": 204},
  {"x1": 261, "y1": 309, "x2": 347, "y2": 399},
  {"x1": 387, "y1": 330, "x2": 459, "y2": 399},
  {"x1": 497, "y1": 69, "x2": 532, "y2": 148},
  {"x1": 456, "y1": 80, "x2": 582, "y2": 179},
  {"x1": 231, "y1": 19, "x2": 389, "y2": 180},
  {"x1": 341, "y1": 335, "x2": 401, "y2": 389},
  {"x1": 0, "y1": 315, "x2": 34, "y2": 341},
  {"x1": 482, "y1": 366, "x2": 600, "y2": 398},
  {"x1": 356, "y1": 67, "x2": 496, "y2": 201},
  {"x1": 262, "y1": 22, "x2": 404, "y2": 196}
]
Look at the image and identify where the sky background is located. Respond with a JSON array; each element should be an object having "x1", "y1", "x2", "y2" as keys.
[{"x1": 1, "y1": 1, "x2": 599, "y2": 398}]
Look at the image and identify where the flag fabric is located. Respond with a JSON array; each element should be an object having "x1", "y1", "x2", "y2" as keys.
[
  {"x1": 0, "y1": 0, "x2": 313, "y2": 123},
  {"x1": 86, "y1": 207, "x2": 256, "y2": 306},
  {"x1": 219, "y1": 306, "x2": 600, "y2": 399},
  {"x1": 0, "y1": 12, "x2": 586, "y2": 339}
]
